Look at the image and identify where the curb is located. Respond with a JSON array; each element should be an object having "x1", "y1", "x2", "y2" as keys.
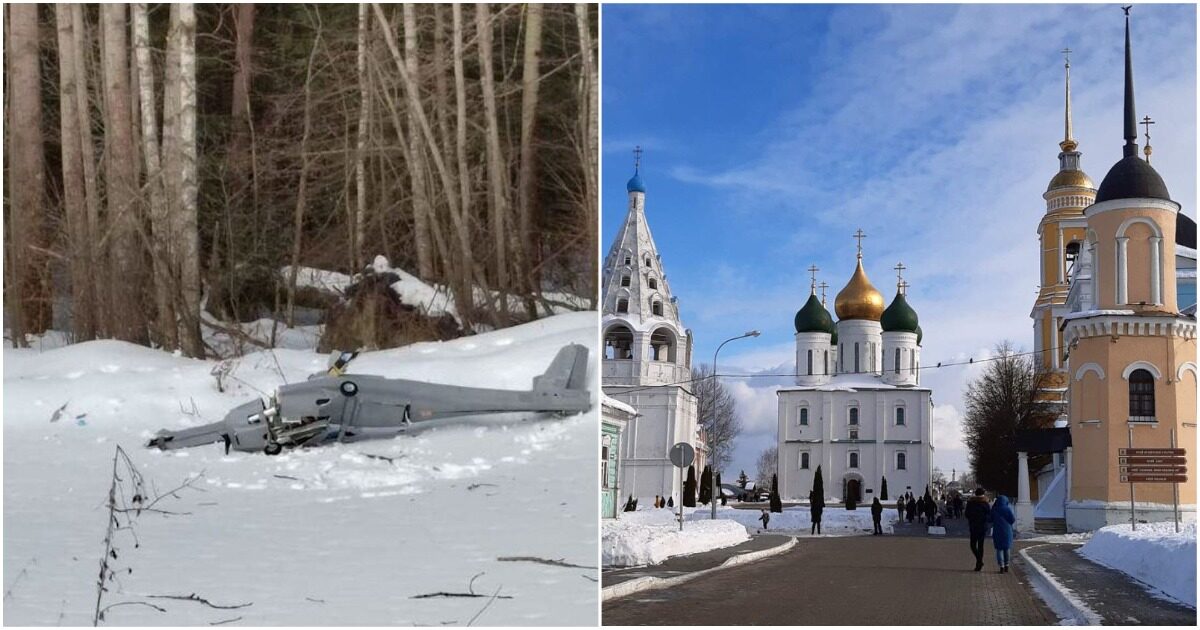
[
  {"x1": 1019, "y1": 544, "x2": 1103, "y2": 625},
  {"x1": 601, "y1": 536, "x2": 797, "y2": 602}
]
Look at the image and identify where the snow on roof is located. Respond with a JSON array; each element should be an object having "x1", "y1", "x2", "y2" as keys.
[
  {"x1": 777, "y1": 373, "x2": 930, "y2": 393},
  {"x1": 602, "y1": 395, "x2": 638, "y2": 417},
  {"x1": 1063, "y1": 309, "x2": 1136, "y2": 321}
]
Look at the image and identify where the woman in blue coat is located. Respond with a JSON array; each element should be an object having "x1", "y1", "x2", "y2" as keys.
[{"x1": 990, "y1": 495, "x2": 1016, "y2": 573}]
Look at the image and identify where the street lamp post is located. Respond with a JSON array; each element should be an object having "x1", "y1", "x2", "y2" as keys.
[{"x1": 711, "y1": 330, "x2": 760, "y2": 519}]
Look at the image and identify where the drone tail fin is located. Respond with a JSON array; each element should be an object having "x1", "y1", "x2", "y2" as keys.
[{"x1": 532, "y1": 343, "x2": 589, "y2": 392}]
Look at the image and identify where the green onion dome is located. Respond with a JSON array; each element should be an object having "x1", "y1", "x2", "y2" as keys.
[
  {"x1": 794, "y1": 293, "x2": 835, "y2": 335},
  {"x1": 880, "y1": 292, "x2": 919, "y2": 333}
]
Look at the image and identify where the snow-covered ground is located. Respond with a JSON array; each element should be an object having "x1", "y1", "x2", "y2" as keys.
[
  {"x1": 1078, "y1": 521, "x2": 1196, "y2": 607},
  {"x1": 3, "y1": 312, "x2": 599, "y2": 626},
  {"x1": 689, "y1": 505, "x2": 897, "y2": 536},
  {"x1": 602, "y1": 503, "x2": 899, "y2": 568},
  {"x1": 602, "y1": 507, "x2": 749, "y2": 567}
]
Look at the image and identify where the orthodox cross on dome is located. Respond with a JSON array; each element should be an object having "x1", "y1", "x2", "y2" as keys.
[
  {"x1": 853, "y1": 229, "x2": 867, "y2": 259},
  {"x1": 1141, "y1": 115, "x2": 1155, "y2": 163},
  {"x1": 819, "y1": 281, "x2": 829, "y2": 306},
  {"x1": 894, "y1": 262, "x2": 907, "y2": 289},
  {"x1": 1061, "y1": 47, "x2": 1077, "y2": 151},
  {"x1": 899, "y1": 280, "x2": 911, "y2": 296},
  {"x1": 807, "y1": 264, "x2": 820, "y2": 293},
  {"x1": 633, "y1": 145, "x2": 643, "y2": 173}
]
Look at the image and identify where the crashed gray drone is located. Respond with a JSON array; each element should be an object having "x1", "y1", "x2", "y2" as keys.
[{"x1": 148, "y1": 344, "x2": 591, "y2": 454}]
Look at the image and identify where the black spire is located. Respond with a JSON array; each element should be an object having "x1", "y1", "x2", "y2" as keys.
[{"x1": 1122, "y1": 6, "x2": 1138, "y2": 158}]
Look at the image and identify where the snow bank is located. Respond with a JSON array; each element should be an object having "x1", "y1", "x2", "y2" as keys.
[
  {"x1": 603, "y1": 508, "x2": 749, "y2": 567},
  {"x1": 687, "y1": 505, "x2": 895, "y2": 535},
  {"x1": 3, "y1": 312, "x2": 599, "y2": 625},
  {"x1": 1078, "y1": 521, "x2": 1196, "y2": 607}
]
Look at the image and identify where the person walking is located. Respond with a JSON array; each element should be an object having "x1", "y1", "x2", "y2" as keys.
[
  {"x1": 896, "y1": 496, "x2": 905, "y2": 522},
  {"x1": 906, "y1": 495, "x2": 916, "y2": 523},
  {"x1": 809, "y1": 490, "x2": 824, "y2": 535},
  {"x1": 871, "y1": 497, "x2": 884, "y2": 535},
  {"x1": 990, "y1": 495, "x2": 1016, "y2": 573},
  {"x1": 916, "y1": 495, "x2": 925, "y2": 524},
  {"x1": 965, "y1": 488, "x2": 992, "y2": 572},
  {"x1": 759, "y1": 508, "x2": 771, "y2": 532}
]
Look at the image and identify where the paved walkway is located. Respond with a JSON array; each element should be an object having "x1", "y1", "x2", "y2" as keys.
[
  {"x1": 603, "y1": 535, "x2": 1056, "y2": 625},
  {"x1": 603, "y1": 535, "x2": 791, "y2": 588},
  {"x1": 1023, "y1": 543, "x2": 1196, "y2": 625}
]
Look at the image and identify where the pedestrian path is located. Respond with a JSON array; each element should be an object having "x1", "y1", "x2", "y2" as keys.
[
  {"x1": 1022, "y1": 542, "x2": 1195, "y2": 625},
  {"x1": 603, "y1": 535, "x2": 1055, "y2": 625},
  {"x1": 603, "y1": 534, "x2": 791, "y2": 589}
]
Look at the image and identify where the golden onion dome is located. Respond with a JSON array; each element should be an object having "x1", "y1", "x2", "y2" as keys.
[
  {"x1": 834, "y1": 259, "x2": 885, "y2": 321},
  {"x1": 1046, "y1": 168, "x2": 1094, "y2": 192}
]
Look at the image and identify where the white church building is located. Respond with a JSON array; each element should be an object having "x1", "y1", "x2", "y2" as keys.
[
  {"x1": 777, "y1": 238, "x2": 934, "y2": 504},
  {"x1": 602, "y1": 158, "x2": 700, "y2": 504}
]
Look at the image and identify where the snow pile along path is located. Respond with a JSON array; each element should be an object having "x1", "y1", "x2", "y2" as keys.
[
  {"x1": 4, "y1": 312, "x2": 599, "y2": 626},
  {"x1": 1078, "y1": 521, "x2": 1197, "y2": 607},
  {"x1": 603, "y1": 507, "x2": 750, "y2": 567}
]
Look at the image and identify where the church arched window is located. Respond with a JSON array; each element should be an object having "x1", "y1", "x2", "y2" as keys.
[
  {"x1": 854, "y1": 343, "x2": 860, "y2": 373},
  {"x1": 624, "y1": 255, "x2": 632, "y2": 266},
  {"x1": 1128, "y1": 369, "x2": 1155, "y2": 419},
  {"x1": 895, "y1": 406, "x2": 905, "y2": 426},
  {"x1": 895, "y1": 348, "x2": 901, "y2": 374},
  {"x1": 604, "y1": 325, "x2": 634, "y2": 360},
  {"x1": 652, "y1": 300, "x2": 663, "y2": 316},
  {"x1": 807, "y1": 350, "x2": 813, "y2": 376},
  {"x1": 839, "y1": 344, "x2": 844, "y2": 372},
  {"x1": 648, "y1": 277, "x2": 658, "y2": 290},
  {"x1": 650, "y1": 327, "x2": 677, "y2": 363},
  {"x1": 896, "y1": 452, "x2": 907, "y2": 470},
  {"x1": 800, "y1": 452, "x2": 810, "y2": 469},
  {"x1": 849, "y1": 407, "x2": 859, "y2": 425},
  {"x1": 849, "y1": 452, "x2": 859, "y2": 469},
  {"x1": 616, "y1": 298, "x2": 629, "y2": 313},
  {"x1": 621, "y1": 275, "x2": 631, "y2": 287},
  {"x1": 824, "y1": 350, "x2": 829, "y2": 375}
]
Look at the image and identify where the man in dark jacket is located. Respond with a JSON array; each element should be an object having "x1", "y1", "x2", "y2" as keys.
[
  {"x1": 871, "y1": 497, "x2": 884, "y2": 535},
  {"x1": 906, "y1": 495, "x2": 916, "y2": 522},
  {"x1": 964, "y1": 487, "x2": 992, "y2": 571}
]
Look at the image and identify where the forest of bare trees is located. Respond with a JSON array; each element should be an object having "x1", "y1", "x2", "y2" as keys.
[{"x1": 3, "y1": 3, "x2": 598, "y2": 356}]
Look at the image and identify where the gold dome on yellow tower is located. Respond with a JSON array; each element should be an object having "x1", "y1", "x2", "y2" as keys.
[{"x1": 834, "y1": 259, "x2": 885, "y2": 321}]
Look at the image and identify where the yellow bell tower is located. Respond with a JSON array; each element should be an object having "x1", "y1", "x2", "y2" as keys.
[{"x1": 1032, "y1": 48, "x2": 1095, "y2": 410}]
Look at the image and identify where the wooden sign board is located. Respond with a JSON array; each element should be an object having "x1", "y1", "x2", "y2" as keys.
[
  {"x1": 1120, "y1": 466, "x2": 1187, "y2": 475},
  {"x1": 1121, "y1": 474, "x2": 1188, "y2": 483},
  {"x1": 1119, "y1": 456, "x2": 1187, "y2": 466},
  {"x1": 1119, "y1": 448, "x2": 1186, "y2": 457}
]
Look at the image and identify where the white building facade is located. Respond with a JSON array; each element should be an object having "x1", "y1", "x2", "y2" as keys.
[
  {"x1": 602, "y1": 162, "x2": 700, "y2": 503},
  {"x1": 777, "y1": 245, "x2": 934, "y2": 503}
]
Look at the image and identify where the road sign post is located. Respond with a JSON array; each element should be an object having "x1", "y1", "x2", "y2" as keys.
[
  {"x1": 1115, "y1": 442, "x2": 1188, "y2": 532},
  {"x1": 669, "y1": 442, "x2": 695, "y2": 532},
  {"x1": 1171, "y1": 430, "x2": 1180, "y2": 534}
]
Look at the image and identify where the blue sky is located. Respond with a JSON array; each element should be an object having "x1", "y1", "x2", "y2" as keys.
[{"x1": 601, "y1": 3, "x2": 1197, "y2": 479}]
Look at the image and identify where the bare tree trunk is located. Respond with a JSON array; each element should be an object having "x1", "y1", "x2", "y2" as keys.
[
  {"x1": 100, "y1": 3, "x2": 148, "y2": 343},
  {"x1": 285, "y1": 12, "x2": 322, "y2": 328},
  {"x1": 449, "y1": 4, "x2": 481, "y2": 325},
  {"x1": 72, "y1": 4, "x2": 104, "y2": 335},
  {"x1": 475, "y1": 3, "x2": 509, "y2": 297},
  {"x1": 354, "y1": 2, "x2": 370, "y2": 271},
  {"x1": 5, "y1": 3, "x2": 49, "y2": 345},
  {"x1": 574, "y1": 3, "x2": 598, "y2": 308},
  {"x1": 175, "y1": 3, "x2": 203, "y2": 358},
  {"x1": 402, "y1": 4, "x2": 435, "y2": 280},
  {"x1": 133, "y1": 2, "x2": 176, "y2": 350},
  {"x1": 55, "y1": 4, "x2": 96, "y2": 341},
  {"x1": 516, "y1": 3, "x2": 543, "y2": 316}
]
